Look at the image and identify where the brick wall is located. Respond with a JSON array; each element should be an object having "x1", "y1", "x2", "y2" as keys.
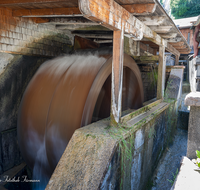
[{"x1": 0, "y1": 7, "x2": 72, "y2": 57}]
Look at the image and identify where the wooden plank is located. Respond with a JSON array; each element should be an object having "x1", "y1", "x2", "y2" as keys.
[
  {"x1": 137, "y1": 16, "x2": 166, "y2": 25},
  {"x1": 110, "y1": 29, "x2": 124, "y2": 125},
  {"x1": 74, "y1": 35, "x2": 99, "y2": 50},
  {"x1": 94, "y1": 39, "x2": 112, "y2": 43},
  {"x1": 149, "y1": 26, "x2": 173, "y2": 33},
  {"x1": 166, "y1": 37, "x2": 182, "y2": 43},
  {"x1": 55, "y1": 25, "x2": 109, "y2": 31},
  {"x1": 133, "y1": 55, "x2": 159, "y2": 63},
  {"x1": 169, "y1": 42, "x2": 184, "y2": 46},
  {"x1": 159, "y1": 33, "x2": 177, "y2": 39},
  {"x1": 33, "y1": 17, "x2": 50, "y2": 23},
  {"x1": 157, "y1": 45, "x2": 166, "y2": 99},
  {"x1": 42, "y1": 17, "x2": 98, "y2": 25},
  {"x1": 0, "y1": 0, "x2": 71, "y2": 4},
  {"x1": 72, "y1": 33, "x2": 113, "y2": 39},
  {"x1": 79, "y1": 0, "x2": 143, "y2": 40},
  {"x1": 175, "y1": 54, "x2": 179, "y2": 65},
  {"x1": 166, "y1": 43, "x2": 180, "y2": 57},
  {"x1": 13, "y1": 7, "x2": 81, "y2": 17},
  {"x1": 121, "y1": 3, "x2": 156, "y2": 15}
]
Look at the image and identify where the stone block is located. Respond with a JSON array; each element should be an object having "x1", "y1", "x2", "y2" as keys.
[
  {"x1": 187, "y1": 106, "x2": 200, "y2": 159},
  {"x1": 1, "y1": 128, "x2": 23, "y2": 172},
  {"x1": 185, "y1": 92, "x2": 200, "y2": 106}
]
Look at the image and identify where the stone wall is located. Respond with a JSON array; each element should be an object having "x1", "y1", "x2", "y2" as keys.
[
  {"x1": 45, "y1": 100, "x2": 177, "y2": 190},
  {"x1": 0, "y1": 7, "x2": 72, "y2": 57},
  {"x1": 0, "y1": 7, "x2": 73, "y2": 174}
]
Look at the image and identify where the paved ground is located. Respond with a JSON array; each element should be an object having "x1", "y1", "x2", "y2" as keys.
[{"x1": 152, "y1": 128, "x2": 188, "y2": 190}]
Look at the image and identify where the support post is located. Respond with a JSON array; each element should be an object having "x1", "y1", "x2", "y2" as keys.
[
  {"x1": 157, "y1": 45, "x2": 166, "y2": 99},
  {"x1": 110, "y1": 29, "x2": 124, "y2": 126},
  {"x1": 175, "y1": 54, "x2": 180, "y2": 65}
]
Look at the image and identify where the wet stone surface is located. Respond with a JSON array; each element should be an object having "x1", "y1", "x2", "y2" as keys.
[{"x1": 152, "y1": 128, "x2": 188, "y2": 190}]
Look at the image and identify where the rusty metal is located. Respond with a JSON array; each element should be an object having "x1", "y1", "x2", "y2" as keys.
[{"x1": 17, "y1": 53, "x2": 144, "y2": 177}]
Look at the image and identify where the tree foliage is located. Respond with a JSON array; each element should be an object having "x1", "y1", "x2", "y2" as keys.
[{"x1": 171, "y1": 0, "x2": 200, "y2": 19}]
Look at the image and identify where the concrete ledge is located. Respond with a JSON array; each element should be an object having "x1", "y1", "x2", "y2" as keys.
[
  {"x1": 45, "y1": 102, "x2": 171, "y2": 190},
  {"x1": 185, "y1": 92, "x2": 200, "y2": 106},
  {"x1": 171, "y1": 157, "x2": 200, "y2": 190}
]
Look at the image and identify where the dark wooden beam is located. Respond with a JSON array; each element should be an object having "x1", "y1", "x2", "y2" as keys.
[{"x1": 13, "y1": 7, "x2": 81, "y2": 17}]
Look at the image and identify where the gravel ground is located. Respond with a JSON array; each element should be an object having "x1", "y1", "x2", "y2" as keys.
[{"x1": 151, "y1": 128, "x2": 188, "y2": 190}]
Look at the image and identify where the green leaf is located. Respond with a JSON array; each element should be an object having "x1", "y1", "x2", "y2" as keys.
[
  {"x1": 198, "y1": 162, "x2": 200, "y2": 168},
  {"x1": 196, "y1": 150, "x2": 200, "y2": 158}
]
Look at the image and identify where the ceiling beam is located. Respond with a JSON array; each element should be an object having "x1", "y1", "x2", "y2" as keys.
[
  {"x1": 94, "y1": 39, "x2": 112, "y2": 43},
  {"x1": 72, "y1": 33, "x2": 113, "y2": 39},
  {"x1": 169, "y1": 42, "x2": 184, "y2": 46},
  {"x1": 159, "y1": 33, "x2": 178, "y2": 39},
  {"x1": 166, "y1": 37, "x2": 182, "y2": 43},
  {"x1": 149, "y1": 26, "x2": 173, "y2": 33},
  {"x1": 44, "y1": 17, "x2": 98, "y2": 25},
  {"x1": 121, "y1": 3, "x2": 156, "y2": 15},
  {"x1": 79, "y1": 0, "x2": 143, "y2": 40},
  {"x1": 13, "y1": 7, "x2": 81, "y2": 17},
  {"x1": 137, "y1": 16, "x2": 166, "y2": 26},
  {"x1": 55, "y1": 25, "x2": 109, "y2": 31},
  {"x1": 0, "y1": 0, "x2": 68, "y2": 5}
]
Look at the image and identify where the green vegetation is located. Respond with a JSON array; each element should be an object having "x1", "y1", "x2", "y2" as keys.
[
  {"x1": 193, "y1": 150, "x2": 200, "y2": 167},
  {"x1": 167, "y1": 168, "x2": 179, "y2": 186},
  {"x1": 170, "y1": 0, "x2": 200, "y2": 19}
]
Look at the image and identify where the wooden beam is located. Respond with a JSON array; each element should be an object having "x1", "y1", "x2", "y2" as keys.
[
  {"x1": 133, "y1": 55, "x2": 159, "y2": 63},
  {"x1": 55, "y1": 25, "x2": 109, "y2": 31},
  {"x1": 72, "y1": 33, "x2": 113, "y2": 39},
  {"x1": 149, "y1": 26, "x2": 173, "y2": 33},
  {"x1": 166, "y1": 43, "x2": 180, "y2": 57},
  {"x1": 157, "y1": 45, "x2": 166, "y2": 99},
  {"x1": 175, "y1": 55, "x2": 179, "y2": 65},
  {"x1": 44, "y1": 17, "x2": 98, "y2": 25},
  {"x1": 159, "y1": 33, "x2": 178, "y2": 39},
  {"x1": 94, "y1": 39, "x2": 112, "y2": 43},
  {"x1": 124, "y1": 37, "x2": 140, "y2": 56},
  {"x1": 111, "y1": 29, "x2": 124, "y2": 125},
  {"x1": 79, "y1": 0, "x2": 143, "y2": 40},
  {"x1": 0, "y1": 0, "x2": 69, "y2": 5},
  {"x1": 32, "y1": 18, "x2": 50, "y2": 23},
  {"x1": 13, "y1": 7, "x2": 81, "y2": 17},
  {"x1": 166, "y1": 37, "x2": 182, "y2": 43},
  {"x1": 121, "y1": 3, "x2": 156, "y2": 15},
  {"x1": 169, "y1": 42, "x2": 184, "y2": 46},
  {"x1": 137, "y1": 16, "x2": 166, "y2": 26},
  {"x1": 74, "y1": 35, "x2": 99, "y2": 50}
]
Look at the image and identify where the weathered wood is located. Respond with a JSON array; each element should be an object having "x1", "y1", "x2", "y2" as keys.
[
  {"x1": 133, "y1": 55, "x2": 159, "y2": 63},
  {"x1": 111, "y1": 29, "x2": 124, "y2": 125},
  {"x1": 72, "y1": 33, "x2": 113, "y2": 39},
  {"x1": 159, "y1": 33, "x2": 178, "y2": 39},
  {"x1": 175, "y1": 54, "x2": 179, "y2": 65},
  {"x1": 166, "y1": 37, "x2": 182, "y2": 43},
  {"x1": 33, "y1": 18, "x2": 50, "y2": 23},
  {"x1": 43, "y1": 17, "x2": 98, "y2": 25},
  {"x1": 137, "y1": 16, "x2": 166, "y2": 25},
  {"x1": 79, "y1": 0, "x2": 143, "y2": 40},
  {"x1": 149, "y1": 26, "x2": 173, "y2": 33},
  {"x1": 166, "y1": 43, "x2": 180, "y2": 57},
  {"x1": 56, "y1": 25, "x2": 109, "y2": 31},
  {"x1": 169, "y1": 42, "x2": 184, "y2": 46},
  {"x1": 94, "y1": 39, "x2": 112, "y2": 43},
  {"x1": 157, "y1": 45, "x2": 166, "y2": 99},
  {"x1": 121, "y1": 3, "x2": 156, "y2": 15},
  {"x1": 124, "y1": 36, "x2": 140, "y2": 56},
  {"x1": 13, "y1": 7, "x2": 81, "y2": 17},
  {"x1": 74, "y1": 35, "x2": 100, "y2": 50}
]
